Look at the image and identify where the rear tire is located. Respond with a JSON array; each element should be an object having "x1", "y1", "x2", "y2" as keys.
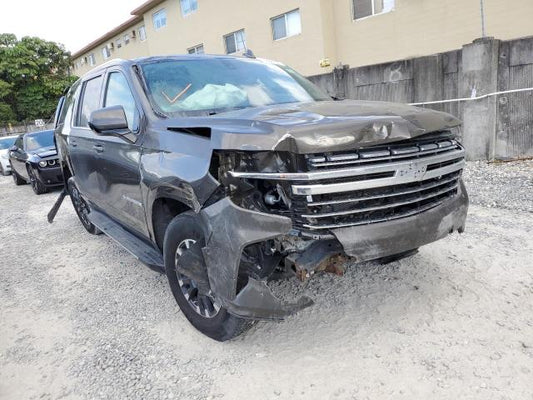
[
  {"x1": 163, "y1": 212, "x2": 252, "y2": 341},
  {"x1": 12, "y1": 170, "x2": 25, "y2": 185},
  {"x1": 68, "y1": 179, "x2": 101, "y2": 235}
]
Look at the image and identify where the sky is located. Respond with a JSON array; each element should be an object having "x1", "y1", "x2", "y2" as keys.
[{"x1": 0, "y1": 0, "x2": 147, "y2": 53}]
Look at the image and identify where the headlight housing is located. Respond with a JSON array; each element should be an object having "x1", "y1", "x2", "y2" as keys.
[{"x1": 39, "y1": 160, "x2": 47, "y2": 167}]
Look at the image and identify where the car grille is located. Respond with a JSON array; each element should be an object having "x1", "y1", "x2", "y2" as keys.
[
  {"x1": 290, "y1": 170, "x2": 461, "y2": 233},
  {"x1": 229, "y1": 133, "x2": 465, "y2": 236},
  {"x1": 291, "y1": 136, "x2": 464, "y2": 234}
]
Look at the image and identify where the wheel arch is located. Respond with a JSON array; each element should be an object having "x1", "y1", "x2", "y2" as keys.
[{"x1": 151, "y1": 196, "x2": 192, "y2": 251}]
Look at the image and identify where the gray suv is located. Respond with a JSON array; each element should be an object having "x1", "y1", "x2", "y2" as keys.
[{"x1": 51, "y1": 55, "x2": 468, "y2": 340}]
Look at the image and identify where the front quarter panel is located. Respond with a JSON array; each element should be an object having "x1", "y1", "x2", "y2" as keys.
[{"x1": 140, "y1": 123, "x2": 220, "y2": 240}]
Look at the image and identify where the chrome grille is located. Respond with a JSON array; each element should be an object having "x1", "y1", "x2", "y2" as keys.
[
  {"x1": 228, "y1": 133, "x2": 465, "y2": 234},
  {"x1": 291, "y1": 171, "x2": 461, "y2": 232},
  {"x1": 307, "y1": 137, "x2": 460, "y2": 170}
]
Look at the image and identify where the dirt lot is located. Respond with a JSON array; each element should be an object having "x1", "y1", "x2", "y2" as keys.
[{"x1": 1, "y1": 161, "x2": 532, "y2": 400}]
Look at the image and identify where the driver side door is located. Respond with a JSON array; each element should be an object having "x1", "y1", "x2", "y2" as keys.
[{"x1": 95, "y1": 69, "x2": 148, "y2": 237}]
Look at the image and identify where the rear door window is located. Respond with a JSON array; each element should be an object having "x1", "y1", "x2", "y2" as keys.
[{"x1": 76, "y1": 76, "x2": 103, "y2": 127}]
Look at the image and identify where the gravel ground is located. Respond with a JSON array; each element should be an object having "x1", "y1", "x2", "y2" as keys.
[{"x1": 0, "y1": 160, "x2": 532, "y2": 400}]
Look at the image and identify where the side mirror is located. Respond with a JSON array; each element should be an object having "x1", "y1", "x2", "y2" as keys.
[
  {"x1": 9, "y1": 145, "x2": 18, "y2": 153},
  {"x1": 88, "y1": 106, "x2": 129, "y2": 135}
]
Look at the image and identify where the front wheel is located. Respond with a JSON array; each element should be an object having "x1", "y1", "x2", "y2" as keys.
[
  {"x1": 68, "y1": 180, "x2": 101, "y2": 235},
  {"x1": 163, "y1": 212, "x2": 252, "y2": 341},
  {"x1": 27, "y1": 166, "x2": 48, "y2": 195}
]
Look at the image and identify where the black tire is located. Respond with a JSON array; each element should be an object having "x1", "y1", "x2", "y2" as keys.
[
  {"x1": 27, "y1": 166, "x2": 48, "y2": 195},
  {"x1": 0, "y1": 164, "x2": 9, "y2": 176},
  {"x1": 68, "y1": 179, "x2": 101, "y2": 235},
  {"x1": 163, "y1": 212, "x2": 252, "y2": 341},
  {"x1": 12, "y1": 170, "x2": 25, "y2": 185}
]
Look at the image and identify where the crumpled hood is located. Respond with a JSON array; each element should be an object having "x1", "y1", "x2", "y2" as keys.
[
  {"x1": 32, "y1": 146, "x2": 57, "y2": 158},
  {"x1": 166, "y1": 100, "x2": 461, "y2": 154}
]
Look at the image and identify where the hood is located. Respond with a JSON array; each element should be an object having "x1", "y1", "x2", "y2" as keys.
[
  {"x1": 165, "y1": 100, "x2": 461, "y2": 154},
  {"x1": 31, "y1": 146, "x2": 57, "y2": 159}
]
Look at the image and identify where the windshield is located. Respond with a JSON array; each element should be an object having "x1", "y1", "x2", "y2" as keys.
[
  {"x1": 140, "y1": 58, "x2": 330, "y2": 116},
  {"x1": 0, "y1": 137, "x2": 16, "y2": 150},
  {"x1": 25, "y1": 130, "x2": 55, "y2": 152}
]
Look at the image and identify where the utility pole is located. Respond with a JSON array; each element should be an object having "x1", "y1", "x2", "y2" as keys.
[{"x1": 480, "y1": 0, "x2": 486, "y2": 37}]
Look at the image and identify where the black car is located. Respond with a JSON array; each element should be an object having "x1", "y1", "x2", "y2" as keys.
[
  {"x1": 9, "y1": 129, "x2": 64, "y2": 194},
  {"x1": 50, "y1": 55, "x2": 468, "y2": 341}
]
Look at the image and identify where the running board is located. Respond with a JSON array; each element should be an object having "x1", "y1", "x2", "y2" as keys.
[{"x1": 88, "y1": 210, "x2": 164, "y2": 272}]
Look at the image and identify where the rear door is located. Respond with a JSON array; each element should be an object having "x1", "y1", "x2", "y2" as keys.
[
  {"x1": 69, "y1": 74, "x2": 105, "y2": 206},
  {"x1": 96, "y1": 69, "x2": 147, "y2": 236}
]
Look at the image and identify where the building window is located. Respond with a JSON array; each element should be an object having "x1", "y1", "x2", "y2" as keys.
[
  {"x1": 180, "y1": 0, "x2": 198, "y2": 16},
  {"x1": 123, "y1": 34, "x2": 130, "y2": 45},
  {"x1": 115, "y1": 37, "x2": 123, "y2": 49},
  {"x1": 102, "y1": 46, "x2": 111, "y2": 59},
  {"x1": 271, "y1": 9, "x2": 301, "y2": 40},
  {"x1": 88, "y1": 53, "x2": 96, "y2": 66},
  {"x1": 224, "y1": 29, "x2": 246, "y2": 54},
  {"x1": 153, "y1": 9, "x2": 167, "y2": 30},
  {"x1": 138, "y1": 26, "x2": 147, "y2": 41},
  {"x1": 353, "y1": 0, "x2": 394, "y2": 20},
  {"x1": 187, "y1": 44, "x2": 204, "y2": 54}
]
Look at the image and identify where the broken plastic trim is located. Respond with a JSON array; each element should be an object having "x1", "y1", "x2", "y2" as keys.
[{"x1": 199, "y1": 197, "x2": 312, "y2": 319}]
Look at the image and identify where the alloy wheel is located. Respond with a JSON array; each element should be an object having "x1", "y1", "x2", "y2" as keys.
[{"x1": 174, "y1": 239, "x2": 221, "y2": 318}]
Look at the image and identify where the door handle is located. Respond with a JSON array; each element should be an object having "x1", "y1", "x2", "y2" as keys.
[{"x1": 93, "y1": 144, "x2": 104, "y2": 153}]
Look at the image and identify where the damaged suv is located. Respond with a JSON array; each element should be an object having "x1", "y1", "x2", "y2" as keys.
[{"x1": 50, "y1": 55, "x2": 468, "y2": 341}]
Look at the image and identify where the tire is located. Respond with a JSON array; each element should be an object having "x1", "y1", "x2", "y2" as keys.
[
  {"x1": 12, "y1": 170, "x2": 25, "y2": 185},
  {"x1": 27, "y1": 166, "x2": 48, "y2": 195},
  {"x1": 163, "y1": 212, "x2": 252, "y2": 341},
  {"x1": 0, "y1": 163, "x2": 8, "y2": 176},
  {"x1": 68, "y1": 179, "x2": 102, "y2": 235}
]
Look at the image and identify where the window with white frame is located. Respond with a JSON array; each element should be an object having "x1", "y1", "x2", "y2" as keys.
[
  {"x1": 180, "y1": 0, "x2": 198, "y2": 16},
  {"x1": 138, "y1": 26, "x2": 147, "y2": 41},
  {"x1": 88, "y1": 53, "x2": 96, "y2": 66},
  {"x1": 102, "y1": 46, "x2": 111, "y2": 59},
  {"x1": 353, "y1": 0, "x2": 394, "y2": 20},
  {"x1": 224, "y1": 29, "x2": 246, "y2": 54},
  {"x1": 153, "y1": 9, "x2": 167, "y2": 30},
  {"x1": 187, "y1": 44, "x2": 204, "y2": 54},
  {"x1": 115, "y1": 37, "x2": 123, "y2": 49},
  {"x1": 271, "y1": 9, "x2": 301, "y2": 40},
  {"x1": 123, "y1": 34, "x2": 130, "y2": 45}
]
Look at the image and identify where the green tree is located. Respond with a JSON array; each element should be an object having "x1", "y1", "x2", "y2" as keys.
[{"x1": 0, "y1": 34, "x2": 77, "y2": 124}]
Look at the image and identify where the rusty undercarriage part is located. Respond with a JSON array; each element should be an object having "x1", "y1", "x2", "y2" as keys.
[{"x1": 284, "y1": 239, "x2": 350, "y2": 281}]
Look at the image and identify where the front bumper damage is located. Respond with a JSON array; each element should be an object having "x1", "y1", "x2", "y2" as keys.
[
  {"x1": 200, "y1": 198, "x2": 313, "y2": 320},
  {"x1": 198, "y1": 182, "x2": 468, "y2": 321}
]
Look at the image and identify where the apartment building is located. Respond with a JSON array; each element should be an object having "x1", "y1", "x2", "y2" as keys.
[{"x1": 71, "y1": 0, "x2": 533, "y2": 77}]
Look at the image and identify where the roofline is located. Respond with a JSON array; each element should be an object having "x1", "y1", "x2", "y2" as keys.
[
  {"x1": 130, "y1": 0, "x2": 167, "y2": 16},
  {"x1": 72, "y1": 15, "x2": 143, "y2": 59}
]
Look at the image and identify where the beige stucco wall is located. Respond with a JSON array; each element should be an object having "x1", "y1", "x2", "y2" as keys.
[
  {"x1": 72, "y1": 0, "x2": 533, "y2": 77},
  {"x1": 140, "y1": 0, "x2": 331, "y2": 76},
  {"x1": 331, "y1": 0, "x2": 533, "y2": 68},
  {"x1": 72, "y1": 21, "x2": 150, "y2": 76}
]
